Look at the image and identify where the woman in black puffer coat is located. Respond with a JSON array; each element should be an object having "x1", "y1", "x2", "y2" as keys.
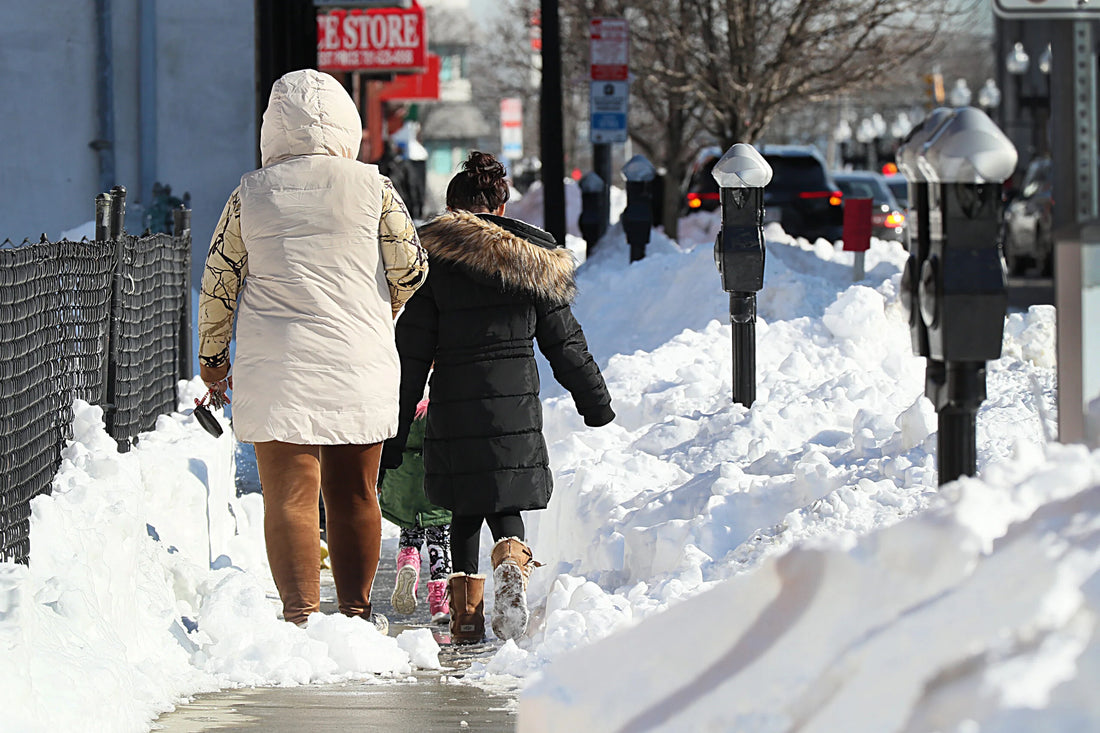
[{"x1": 381, "y1": 152, "x2": 613, "y2": 643}]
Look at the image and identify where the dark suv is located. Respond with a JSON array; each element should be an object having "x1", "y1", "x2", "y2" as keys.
[
  {"x1": 679, "y1": 146, "x2": 723, "y2": 215},
  {"x1": 761, "y1": 145, "x2": 845, "y2": 242}
]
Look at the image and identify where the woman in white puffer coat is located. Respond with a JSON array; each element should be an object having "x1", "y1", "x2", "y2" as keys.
[{"x1": 197, "y1": 69, "x2": 428, "y2": 629}]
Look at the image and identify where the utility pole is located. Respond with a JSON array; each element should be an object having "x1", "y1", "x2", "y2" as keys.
[{"x1": 540, "y1": 0, "x2": 566, "y2": 246}]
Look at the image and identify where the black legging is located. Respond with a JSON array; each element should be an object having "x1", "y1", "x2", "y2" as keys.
[{"x1": 450, "y1": 512, "x2": 524, "y2": 575}]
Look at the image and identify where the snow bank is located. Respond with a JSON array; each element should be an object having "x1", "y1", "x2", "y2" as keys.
[
  {"x1": 518, "y1": 444, "x2": 1100, "y2": 733},
  {"x1": 0, "y1": 388, "x2": 433, "y2": 731}
]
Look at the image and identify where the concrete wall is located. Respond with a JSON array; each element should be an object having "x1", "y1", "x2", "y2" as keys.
[{"x1": 0, "y1": 0, "x2": 255, "y2": 262}]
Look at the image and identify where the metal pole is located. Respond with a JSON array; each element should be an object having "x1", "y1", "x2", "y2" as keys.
[
  {"x1": 95, "y1": 192, "x2": 113, "y2": 406},
  {"x1": 1051, "y1": 20, "x2": 1099, "y2": 444},
  {"x1": 593, "y1": 142, "x2": 612, "y2": 239},
  {"x1": 174, "y1": 205, "x2": 193, "y2": 381},
  {"x1": 730, "y1": 292, "x2": 756, "y2": 407},
  {"x1": 139, "y1": 0, "x2": 157, "y2": 210},
  {"x1": 95, "y1": 193, "x2": 111, "y2": 243},
  {"x1": 109, "y1": 185, "x2": 126, "y2": 240},
  {"x1": 106, "y1": 185, "x2": 127, "y2": 449},
  {"x1": 540, "y1": 0, "x2": 566, "y2": 246},
  {"x1": 937, "y1": 361, "x2": 985, "y2": 484},
  {"x1": 92, "y1": 0, "x2": 116, "y2": 195}
]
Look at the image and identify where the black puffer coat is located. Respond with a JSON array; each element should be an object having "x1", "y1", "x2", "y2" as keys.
[{"x1": 381, "y1": 211, "x2": 614, "y2": 515}]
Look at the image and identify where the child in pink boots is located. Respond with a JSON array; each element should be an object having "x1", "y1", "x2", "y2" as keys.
[{"x1": 379, "y1": 399, "x2": 452, "y2": 623}]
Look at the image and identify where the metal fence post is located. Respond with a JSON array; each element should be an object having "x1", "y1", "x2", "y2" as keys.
[
  {"x1": 95, "y1": 192, "x2": 111, "y2": 243},
  {"x1": 173, "y1": 205, "x2": 192, "y2": 381},
  {"x1": 106, "y1": 185, "x2": 127, "y2": 450}
]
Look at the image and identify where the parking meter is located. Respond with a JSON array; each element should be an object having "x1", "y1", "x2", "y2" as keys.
[
  {"x1": 711, "y1": 143, "x2": 773, "y2": 406},
  {"x1": 897, "y1": 107, "x2": 955, "y2": 361},
  {"x1": 578, "y1": 171, "x2": 606, "y2": 258},
  {"x1": 914, "y1": 106, "x2": 1017, "y2": 484},
  {"x1": 621, "y1": 155, "x2": 657, "y2": 262}
]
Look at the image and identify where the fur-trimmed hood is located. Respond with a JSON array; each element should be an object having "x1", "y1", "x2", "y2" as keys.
[{"x1": 417, "y1": 211, "x2": 576, "y2": 304}]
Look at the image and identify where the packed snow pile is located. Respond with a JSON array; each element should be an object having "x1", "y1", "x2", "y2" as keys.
[
  {"x1": 518, "y1": 441, "x2": 1100, "y2": 732},
  {"x1": 0, "y1": 392, "x2": 435, "y2": 732}
]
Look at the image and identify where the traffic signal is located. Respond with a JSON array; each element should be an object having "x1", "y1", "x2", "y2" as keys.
[{"x1": 923, "y1": 73, "x2": 945, "y2": 108}]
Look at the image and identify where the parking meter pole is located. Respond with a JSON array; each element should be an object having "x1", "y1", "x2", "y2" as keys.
[
  {"x1": 594, "y1": 143, "x2": 612, "y2": 238},
  {"x1": 621, "y1": 155, "x2": 657, "y2": 263},
  {"x1": 578, "y1": 172, "x2": 606, "y2": 259},
  {"x1": 937, "y1": 360, "x2": 986, "y2": 482},
  {"x1": 710, "y1": 144, "x2": 772, "y2": 407},
  {"x1": 729, "y1": 291, "x2": 756, "y2": 406}
]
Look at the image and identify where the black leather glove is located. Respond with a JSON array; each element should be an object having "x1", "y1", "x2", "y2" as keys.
[{"x1": 582, "y1": 404, "x2": 616, "y2": 428}]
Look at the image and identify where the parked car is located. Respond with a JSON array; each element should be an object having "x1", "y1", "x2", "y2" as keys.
[
  {"x1": 679, "y1": 145, "x2": 723, "y2": 215},
  {"x1": 883, "y1": 174, "x2": 909, "y2": 210},
  {"x1": 832, "y1": 170, "x2": 907, "y2": 243},
  {"x1": 1001, "y1": 155, "x2": 1053, "y2": 277},
  {"x1": 760, "y1": 145, "x2": 845, "y2": 242}
]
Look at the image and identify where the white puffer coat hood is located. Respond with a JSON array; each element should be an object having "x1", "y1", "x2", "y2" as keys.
[{"x1": 260, "y1": 69, "x2": 361, "y2": 167}]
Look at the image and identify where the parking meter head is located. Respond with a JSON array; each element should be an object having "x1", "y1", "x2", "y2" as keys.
[
  {"x1": 621, "y1": 155, "x2": 657, "y2": 183},
  {"x1": 711, "y1": 144, "x2": 773, "y2": 189},
  {"x1": 920, "y1": 107, "x2": 1017, "y2": 184},
  {"x1": 578, "y1": 171, "x2": 605, "y2": 193},
  {"x1": 896, "y1": 107, "x2": 955, "y2": 183}
]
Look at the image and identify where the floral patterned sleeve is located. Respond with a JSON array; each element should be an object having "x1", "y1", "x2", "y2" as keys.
[
  {"x1": 198, "y1": 188, "x2": 247, "y2": 374},
  {"x1": 379, "y1": 177, "x2": 428, "y2": 314}
]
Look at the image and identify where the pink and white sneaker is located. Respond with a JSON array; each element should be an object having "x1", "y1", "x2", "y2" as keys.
[
  {"x1": 427, "y1": 579, "x2": 449, "y2": 624},
  {"x1": 391, "y1": 546, "x2": 421, "y2": 615}
]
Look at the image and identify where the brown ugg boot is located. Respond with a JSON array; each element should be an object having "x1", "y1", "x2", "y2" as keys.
[
  {"x1": 490, "y1": 537, "x2": 541, "y2": 641},
  {"x1": 448, "y1": 572, "x2": 486, "y2": 644}
]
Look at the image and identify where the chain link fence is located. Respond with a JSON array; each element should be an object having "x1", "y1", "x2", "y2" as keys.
[{"x1": 0, "y1": 186, "x2": 191, "y2": 563}]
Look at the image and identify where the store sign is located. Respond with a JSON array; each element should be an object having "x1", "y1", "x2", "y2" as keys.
[
  {"x1": 378, "y1": 53, "x2": 440, "y2": 101},
  {"x1": 317, "y1": 2, "x2": 427, "y2": 73},
  {"x1": 993, "y1": 0, "x2": 1100, "y2": 18}
]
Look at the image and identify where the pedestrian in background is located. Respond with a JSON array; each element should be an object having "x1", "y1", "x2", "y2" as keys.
[
  {"x1": 379, "y1": 395, "x2": 452, "y2": 623},
  {"x1": 382, "y1": 151, "x2": 614, "y2": 644},
  {"x1": 197, "y1": 68, "x2": 428, "y2": 630}
]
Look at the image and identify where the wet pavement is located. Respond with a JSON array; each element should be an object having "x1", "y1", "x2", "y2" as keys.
[{"x1": 154, "y1": 535, "x2": 519, "y2": 732}]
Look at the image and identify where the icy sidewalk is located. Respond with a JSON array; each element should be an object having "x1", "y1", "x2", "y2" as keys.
[{"x1": 155, "y1": 547, "x2": 519, "y2": 731}]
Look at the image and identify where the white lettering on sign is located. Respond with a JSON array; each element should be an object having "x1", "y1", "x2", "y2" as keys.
[
  {"x1": 319, "y1": 15, "x2": 340, "y2": 51},
  {"x1": 317, "y1": 5, "x2": 427, "y2": 72}
]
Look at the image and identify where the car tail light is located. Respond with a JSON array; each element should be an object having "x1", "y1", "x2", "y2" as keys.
[
  {"x1": 884, "y1": 211, "x2": 905, "y2": 228},
  {"x1": 799, "y1": 190, "x2": 844, "y2": 206},
  {"x1": 687, "y1": 192, "x2": 720, "y2": 209}
]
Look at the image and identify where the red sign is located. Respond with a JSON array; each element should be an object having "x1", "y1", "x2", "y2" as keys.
[
  {"x1": 589, "y1": 18, "x2": 629, "y2": 81},
  {"x1": 317, "y1": 2, "x2": 427, "y2": 73},
  {"x1": 378, "y1": 53, "x2": 440, "y2": 102},
  {"x1": 842, "y1": 198, "x2": 872, "y2": 252}
]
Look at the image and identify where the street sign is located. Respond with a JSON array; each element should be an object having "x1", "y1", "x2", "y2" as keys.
[
  {"x1": 993, "y1": 0, "x2": 1100, "y2": 18},
  {"x1": 501, "y1": 98, "x2": 523, "y2": 160},
  {"x1": 589, "y1": 18, "x2": 629, "y2": 82},
  {"x1": 590, "y1": 81, "x2": 628, "y2": 144}
]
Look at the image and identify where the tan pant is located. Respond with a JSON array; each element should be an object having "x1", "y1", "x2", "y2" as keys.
[{"x1": 255, "y1": 441, "x2": 383, "y2": 626}]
